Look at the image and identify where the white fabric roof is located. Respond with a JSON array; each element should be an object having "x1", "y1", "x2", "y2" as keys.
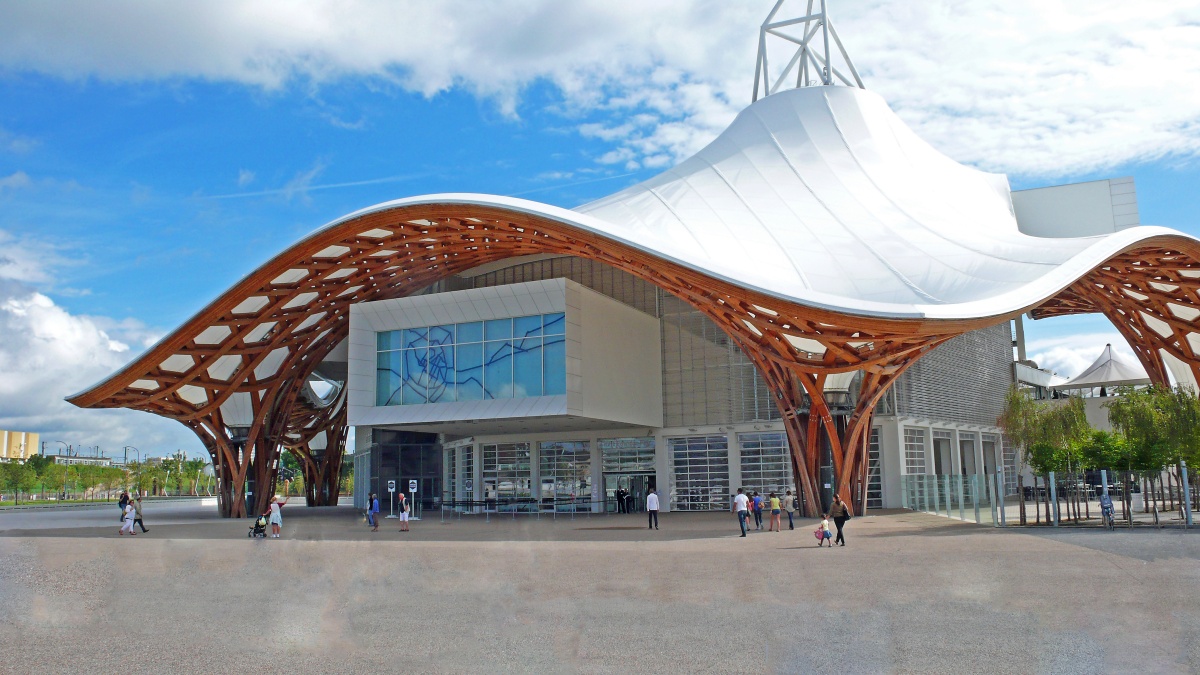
[
  {"x1": 1053, "y1": 344, "x2": 1151, "y2": 390},
  {"x1": 328, "y1": 85, "x2": 1190, "y2": 320}
]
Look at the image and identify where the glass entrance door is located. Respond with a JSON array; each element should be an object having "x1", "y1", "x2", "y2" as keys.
[{"x1": 604, "y1": 473, "x2": 655, "y2": 513}]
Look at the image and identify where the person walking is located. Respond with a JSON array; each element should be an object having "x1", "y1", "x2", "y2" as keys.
[
  {"x1": 752, "y1": 492, "x2": 764, "y2": 530},
  {"x1": 369, "y1": 493, "x2": 381, "y2": 531},
  {"x1": 768, "y1": 492, "x2": 782, "y2": 532},
  {"x1": 646, "y1": 488, "x2": 660, "y2": 530},
  {"x1": 118, "y1": 499, "x2": 137, "y2": 535},
  {"x1": 733, "y1": 488, "x2": 750, "y2": 537},
  {"x1": 118, "y1": 490, "x2": 130, "y2": 523},
  {"x1": 829, "y1": 493, "x2": 851, "y2": 546},
  {"x1": 132, "y1": 496, "x2": 149, "y2": 534},
  {"x1": 267, "y1": 494, "x2": 288, "y2": 538},
  {"x1": 816, "y1": 513, "x2": 833, "y2": 547},
  {"x1": 783, "y1": 490, "x2": 796, "y2": 530},
  {"x1": 398, "y1": 492, "x2": 410, "y2": 532}
]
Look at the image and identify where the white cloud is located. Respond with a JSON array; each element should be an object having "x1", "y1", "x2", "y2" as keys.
[
  {"x1": 237, "y1": 168, "x2": 255, "y2": 187},
  {"x1": 1025, "y1": 331, "x2": 1141, "y2": 379},
  {"x1": 0, "y1": 229, "x2": 198, "y2": 456},
  {"x1": 0, "y1": 127, "x2": 37, "y2": 154},
  {"x1": 0, "y1": 171, "x2": 31, "y2": 191},
  {"x1": 1, "y1": 1, "x2": 1198, "y2": 176},
  {"x1": 0, "y1": 278, "x2": 199, "y2": 456}
]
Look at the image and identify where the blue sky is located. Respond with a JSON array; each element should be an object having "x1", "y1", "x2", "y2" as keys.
[{"x1": 0, "y1": 0, "x2": 1197, "y2": 457}]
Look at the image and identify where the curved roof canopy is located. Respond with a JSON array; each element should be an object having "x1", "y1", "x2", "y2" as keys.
[{"x1": 69, "y1": 85, "x2": 1200, "y2": 420}]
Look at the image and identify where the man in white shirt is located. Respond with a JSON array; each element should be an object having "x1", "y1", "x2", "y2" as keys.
[
  {"x1": 646, "y1": 488, "x2": 660, "y2": 530},
  {"x1": 733, "y1": 488, "x2": 750, "y2": 537}
]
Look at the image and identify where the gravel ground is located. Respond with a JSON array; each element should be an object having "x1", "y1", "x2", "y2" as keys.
[{"x1": 0, "y1": 508, "x2": 1197, "y2": 673}]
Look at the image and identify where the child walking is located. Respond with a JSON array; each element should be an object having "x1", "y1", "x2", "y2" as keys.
[{"x1": 815, "y1": 513, "x2": 833, "y2": 547}]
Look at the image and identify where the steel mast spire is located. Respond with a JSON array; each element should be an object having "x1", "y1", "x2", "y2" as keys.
[{"x1": 752, "y1": 0, "x2": 864, "y2": 102}]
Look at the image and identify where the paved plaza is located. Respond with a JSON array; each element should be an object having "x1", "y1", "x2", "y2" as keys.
[{"x1": 0, "y1": 504, "x2": 1198, "y2": 673}]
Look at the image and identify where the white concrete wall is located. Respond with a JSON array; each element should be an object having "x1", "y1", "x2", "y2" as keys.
[
  {"x1": 1011, "y1": 177, "x2": 1139, "y2": 238},
  {"x1": 571, "y1": 284, "x2": 663, "y2": 427}
]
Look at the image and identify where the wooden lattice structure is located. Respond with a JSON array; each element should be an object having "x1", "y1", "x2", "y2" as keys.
[{"x1": 67, "y1": 200, "x2": 1200, "y2": 518}]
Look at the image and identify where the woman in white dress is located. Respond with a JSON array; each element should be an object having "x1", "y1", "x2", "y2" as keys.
[
  {"x1": 267, "y1": 494, "x2": 288, "y2": 538},
  {"x1": 118, "y1": 500, "x2": 137, "y2": 535}
]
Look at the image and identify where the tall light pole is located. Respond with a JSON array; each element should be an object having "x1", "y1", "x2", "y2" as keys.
[
  {"x1": 123, "y1": 446, "x2": 140, "y2": 465},
  {"x1": 55, "y1": 440, "x2": 68, "y2": 456}
]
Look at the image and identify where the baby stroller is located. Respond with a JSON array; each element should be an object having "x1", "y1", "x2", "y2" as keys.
[{"x1": 248, "y1": 514, "x2": 269, "y2": 538}]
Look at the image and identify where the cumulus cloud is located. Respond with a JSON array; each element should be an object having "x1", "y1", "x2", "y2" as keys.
[
  {"x1": 1025, "y1": 331, "x2": 1142, "y2": 379},
  {"x1": 0, "y1": 171, "x2": 31, "y2": 191},
  {"x1": 0, "y1": 1, "x2": 1198, "y2": 176},
  {"x1": 0, "y1": 230, "x2": 198, "y2": 456}
]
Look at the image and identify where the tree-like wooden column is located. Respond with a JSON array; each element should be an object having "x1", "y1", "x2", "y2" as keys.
[
  {"x1": 1034, "y1": 245, "x2": 1200, "y2": 389},
  {"x1": 284, "y1": 398, "x2": 349, "y2": 507}
]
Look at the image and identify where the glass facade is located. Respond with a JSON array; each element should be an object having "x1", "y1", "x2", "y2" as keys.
[
  {"x1": 600, "y1": 437, "x2": 656, "y2": 473},
  {"x1": 668, "y1": 435, "x2": 730, "y2": 511},
  {"x1": 867, "y1": 427, "x2": 882, "y2": 509},
  {"x1": 737, "y1": 432, "x2": 793, "y2": 496},
  {"x1": 482, "y1": 442, "x2": 532, "y2": 511},
  {"x1": 903, "y1": 427, "x2": 926, "y2": 475},
  {"x1": 376, "y1": 313, "x2": 566, "y2": 406},
  {"x1": 538, "y1": 441, "x2": 591, "y2": 511}
]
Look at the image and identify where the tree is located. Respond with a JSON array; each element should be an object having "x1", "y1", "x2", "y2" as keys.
[
  {"x1": 997, "y1": 387, "x2": 1091, "y2": 524},
  {"x1": 40, "y1": 463, "x2": 68, "y2": 499},
  {"x1": 76, "y1": 464, "x2": 101, "y2": 499},
  {"x1": 0, "y1": 462, "x2": 37, "y2": 504},
  {"x1": 183, "y1": 459, "x2": 207, "y2": 496}
]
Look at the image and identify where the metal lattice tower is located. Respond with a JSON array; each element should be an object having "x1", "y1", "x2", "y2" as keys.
[{"x1": 752, "y1": 0, "x2": 864, "y2": 102}]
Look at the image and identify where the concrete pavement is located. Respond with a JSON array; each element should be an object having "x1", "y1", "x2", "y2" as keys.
[{"x1": 0, "y1": 508, "x2": 1197, "y2": 673}]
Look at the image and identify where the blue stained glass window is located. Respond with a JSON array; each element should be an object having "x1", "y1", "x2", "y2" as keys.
[
  {"x1": 376, "y1": 313, "x2": 565, "y2": 406},
  {"x1": 484, "y1": 341, "x2": 514, "y2": 399},
  {"x1": 457, "y1": 321, "x2": 483, "y2": 343},
  {"x1": 402, "y1": 349, "x2": 427, "y2": 404},
  {"x1": 485, "y1": 318, "x2": 512, "y2": 341},
  {"x1": 455, "y1": 342, "x2": 484, "y2": 401},
  {"x1": 426, "y1": 341, "x2": 455, "y2": 402},
  {"x1": 377, "y1": 331, "x2": 404, "y2": 351},
  {"x1": 543, "y1": 334, "x2": 566, "y2": 395},
  {"x1": 513, "y1": 336, "x2": 542, "y2": 397},
  {"x1": 543, "y1": 312, "x2": 565, "y2": 335},
  {"x1": 376, "y1": 350, "x2": 403, "y2": 406},
  {"x1": 403, "y1": 327, "x2": 428, "y2": 349},
  {"x1": 514, "y1": 315, "x2": 542, "y2": 339}
]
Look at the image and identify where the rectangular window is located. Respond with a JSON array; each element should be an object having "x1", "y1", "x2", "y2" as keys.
[
  {"x1": 481, "y1": 442, "x2": 531, "y2": 511},
  {"x1": 376, "y1": 313, "x2": 565, "y2": 406},
  {"x1": 903, "y1": 428, "x2": 926, "y2": 475},
  {"x1": 600, "y1": 437, "x2": 656, "y2": 473},
  {"x1": 538, "y1": 440, "x2": 591, "y2": 512},
  {"x1": 668, "y1": 435, "x2": 729, "y2": 511},
  {"x1": 737, "y1": 432, "x2": 792, "y2": 496},
  {"x1": 867, "y1": 427, "x2": 883, "y2": 509}
]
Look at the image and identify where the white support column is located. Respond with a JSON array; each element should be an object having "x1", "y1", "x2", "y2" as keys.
[
  {"x1": 655, "y1": 432, "x2": 670, "y2": 513},
  {"x1": 949, "y1": 429, "x2": 963, "y2": 477},
  {"x1": 728, "y1": 430, "x2": 743, "y2": 496}
]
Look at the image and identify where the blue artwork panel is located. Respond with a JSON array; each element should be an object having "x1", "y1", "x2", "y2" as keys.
[
  {"x1": 455, "y1": 342, "x2": 484, "y2": 401},
  {"x1": 543, "y1": 334, "x2": 566, "y2": 395},
  {"x1": 426, "y1": 341, "x2": 455, "y2": 402},
  {"x1": 484, "y1": 341, "x2": 514, "y2": 399},
  {"x1": 513, "y1": 336, "x2": 542, "y2": 398},
  {"x1": 514, "y1": 315, "x2": 543, "y2": 339},
  {"x1": 402, "y1": 348, "x2": 428, "y2": 404},
  {"x1": 377, "y1": 330, "x2": 403, "y2": 351},
  {"x1": 376, "y1": 350, "x2": 403, "y2": 406},
  {"x1": 403, "y1": 327, "x2": 428, "y2": 349},
  {"x1": 457, "y1": 321, "x2": 483, "y2": 343},
  {"x1": 377, "y1": 313, "x2": 567, "y2": 406},
  {"x1": 485, "y1": 318, "x2": 512, "y2": 341},
  {"x1": 543, "y1": 312, "x2": 565, "y2": 335}
]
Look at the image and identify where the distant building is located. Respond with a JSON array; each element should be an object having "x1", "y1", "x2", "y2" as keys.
[
  {"x1": 0, "y1": 430, "x2": 39, "y2": 462},
  {"x1": 43, "y1": 454, "x2": 112, "y2": 467}
]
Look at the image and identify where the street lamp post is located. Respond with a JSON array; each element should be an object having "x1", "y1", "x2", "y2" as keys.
[{"x1": 123, "y1": 446, "x2": 140, "y2": 465}]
